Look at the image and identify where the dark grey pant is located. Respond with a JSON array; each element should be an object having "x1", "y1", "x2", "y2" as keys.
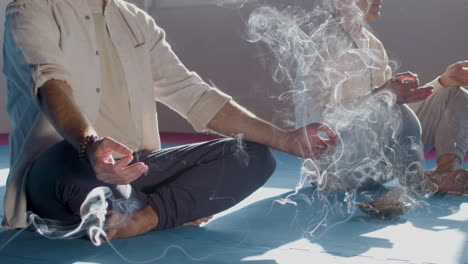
[{"x1": 25, "y1": 138, "x2": 276, "y2": 230}]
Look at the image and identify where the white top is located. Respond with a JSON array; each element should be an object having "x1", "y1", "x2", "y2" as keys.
[
  {"x1": 3, "y1": 0, "x2": 231, "y2": 229},
  {"x1": 88, "y1": 0, "x2": 140, "y2": 152},
  {"x1": 293, "y1": 27, "x2": 444, "y2": 128}
]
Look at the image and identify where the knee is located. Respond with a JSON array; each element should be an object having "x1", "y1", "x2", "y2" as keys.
[
  {"x1": 447, "y1": 87, "x2": 468, "y2": 110},
  {"x1": 243, "y1": 141, "x2": 277, "y2": 181},
  {"x1": 399, "y1": 105, "x2": 422, "y2": 143}
]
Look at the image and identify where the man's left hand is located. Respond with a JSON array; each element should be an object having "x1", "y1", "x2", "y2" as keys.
[{"x1": 281, "y1": 123, "x2": 340, "y2": 159}]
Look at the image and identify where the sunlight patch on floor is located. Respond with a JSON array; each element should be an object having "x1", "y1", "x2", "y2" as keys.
[{"x1": 0, "y1": 168, "x2": 9, "y2": 186}]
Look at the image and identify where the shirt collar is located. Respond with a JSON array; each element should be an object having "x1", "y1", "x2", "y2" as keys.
[{"x1": 75, "y1": 0, "x2": 118, "y2": 14}]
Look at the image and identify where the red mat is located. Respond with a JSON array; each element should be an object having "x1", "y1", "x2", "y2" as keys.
[{"x1": 0, "y1": 134, "x2": 8, "y2": 146}]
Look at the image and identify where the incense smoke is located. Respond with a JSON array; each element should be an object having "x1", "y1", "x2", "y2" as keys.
[{"x1": 248, "y1": 0, "x2": 433, "y2": 235}]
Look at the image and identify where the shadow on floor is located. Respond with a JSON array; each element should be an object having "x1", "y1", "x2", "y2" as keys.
[{"x1": 1, "y1": 186, "x2": 465, "y2": 264}]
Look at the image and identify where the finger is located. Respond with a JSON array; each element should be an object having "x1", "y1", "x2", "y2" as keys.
[
  {"x1": 94, "y1": 159, "x2": 117, "y2": 173},
  {"x1": 393, "y1": 72, "x2": 419, "y2": 83},
  {"x1": 322, "y1": 139, "x2": 338, "y2": 155},
  {"x1": 400, "y1": 81, "x2": 419, "y2": 90},
  {"x1": 102, "y1": 163, "x2": 148, "y2": 185},
  {"x1": 114, "y1": 155, "x2": 134, "y2": 170},
  {"x1": 399, "y1": 94, "x2": 431, "y2": 104},
  {"x1": 311, "y1": 145, "x2": 327, "y2": 159},
  {"x1": 455, "y1": 61, "x2": 468, "y2": 68},
  {"x1": 120, "y1": 162, "x2": 148, "y2": 179},
  {"x1": 312, "y1": 139, "x2": 328, "y2": 151},
  {"x1": 102, "y1": 138, "x2": 133, "y2": 156},
  {"x1": 401, "y1": 87, "x2": 433, "y2": 98},
  {"x1": 460, "y1": 65, "x2": 468, "y2": 74},
  {"x1": 316, "y1": 123, "x2": 338, "y2": 139},
  {"x1": 324, "y1": 133, "x2": 340, "y2": 146}
]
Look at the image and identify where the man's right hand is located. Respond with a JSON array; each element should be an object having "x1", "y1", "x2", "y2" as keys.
[{"x1": 87, "y1": 137, "x2": 148, "y2": 185}]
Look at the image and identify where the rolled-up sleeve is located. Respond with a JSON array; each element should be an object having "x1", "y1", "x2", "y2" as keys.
[
  {"x1": 3, "y1": 1, "x2": 71, "y2": 97},
  {"x1": 145, "y1": 17, "x2": 231, "y2": 132}
]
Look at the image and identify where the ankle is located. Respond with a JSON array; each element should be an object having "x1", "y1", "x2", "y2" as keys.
[
  {"x1": 436, "y1": 154, "x2": 462, "y2": 172},
  {"x1": 135, "y1": 205, "x2": 159, "y2": 230}
]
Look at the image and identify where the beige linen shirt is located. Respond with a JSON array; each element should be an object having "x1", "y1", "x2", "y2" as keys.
[
  {"x1": 3, "y1": 0, "x2": 231, "y2": 229},
  {"x1": 89, "y1": 0, "x2": 140, "y2": 152}
]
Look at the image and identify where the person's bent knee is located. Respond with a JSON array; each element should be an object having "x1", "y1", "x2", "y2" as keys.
[
  {"x1": 243, "y1": 141, "x2": 277, "y2": 184},
  {"x1": 448, "y1": 87, "x2": 468, "y2": 106},
  {"x1": 26, "y1": 140, "x2": 89, "y2": 222},
  {"x1": 399, "y1": 104, "x2": 422, "y2": 144}
]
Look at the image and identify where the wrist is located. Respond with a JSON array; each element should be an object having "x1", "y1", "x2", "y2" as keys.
[
  {"x1": 439, "y1": 75, "x2": 455, "y2": 88},
  {"x1": 274, "y1": 128, "x2": 292, "y2": 153},
  {"x1": 79, "y1": 135, "x2": 100, "y2": 163}
]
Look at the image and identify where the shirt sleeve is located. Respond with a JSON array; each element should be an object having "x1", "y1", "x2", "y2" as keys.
[
  {"x1": 384, "y1": 65, "x2": 392, "y2": 81},
  {"x1": 144, "y1": 16, "x2": 232, "y2": 132},
  {"x1": 3, "y1": 1, "x2": 71, "y2": 97}
]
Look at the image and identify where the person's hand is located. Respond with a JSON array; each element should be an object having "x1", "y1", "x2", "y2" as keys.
[
  {"x1": 439, "y1": 60, "x2": 468, "y2": 88},
  {"x1": 281, "y1": 123, "x2": 340, "y2": 159},
  {"x1": 380, "y1": 72, "x2": 434, "y2": 104},
  {"x1": 87, "y1": 137, "x2": 148, "y2": 185}
]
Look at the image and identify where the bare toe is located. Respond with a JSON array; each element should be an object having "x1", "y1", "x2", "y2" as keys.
[{"x1": 184, "y1": 216, "x2": 213, "y2": 226}]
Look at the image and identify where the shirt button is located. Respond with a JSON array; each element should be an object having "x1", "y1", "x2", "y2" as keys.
[
  {"x1": 96, "y1": 88, "x2": 101, "y2": 93},
  {"x1": 85, "y1": 15, "x2": 91, "y2": 20}
]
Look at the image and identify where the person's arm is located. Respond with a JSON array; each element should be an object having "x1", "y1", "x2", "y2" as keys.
[
  {"x1": 38, "y1": 80, "x2": 148, "y2": 185},
  {"x1": 207, "y1": 100, "x2": 339, "y2": 159},
  {"x1": 439, "y1": 60, "x2": 468, "y2": 88},
  {"x1": 139, "y1": 13, "x2": 338, "y2": 158},
  {"x1": 365, "y1": 30, "x2": 432, "y2": 105},
  {"x1": 5, "y1": 1, "x2": 148, "y2": 185},
  {"x1": 38, "y1": 80, "x2": 96, "y2": 149},
  {"x1": 372, "y1": 72, "x2": 434, "y2": 104}
]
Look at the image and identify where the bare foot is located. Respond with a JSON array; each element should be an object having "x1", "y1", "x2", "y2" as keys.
[
  {"x1": 358, "y1": 188, "x2": 412, "y2": 219},
  {"x1": 184, "y1": 216, "x2": 213, "y2": 226},
  {"x1": 426, "y1": 169, "x2": 468, "y2": 195},
  {"x1": 424, "y1": 154, "x2": 468, "y2": 195},
  {"x1": 105, "y1": 205, "x2": 159, "y2": 240}
]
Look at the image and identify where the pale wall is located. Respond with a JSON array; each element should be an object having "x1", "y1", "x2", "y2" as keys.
[
  {"x1": 0, "y1": 0, "x2": 467, "y2": 133},
  {"x1": 150, "y1": 0, "x2": 468, "y2": 133}
]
